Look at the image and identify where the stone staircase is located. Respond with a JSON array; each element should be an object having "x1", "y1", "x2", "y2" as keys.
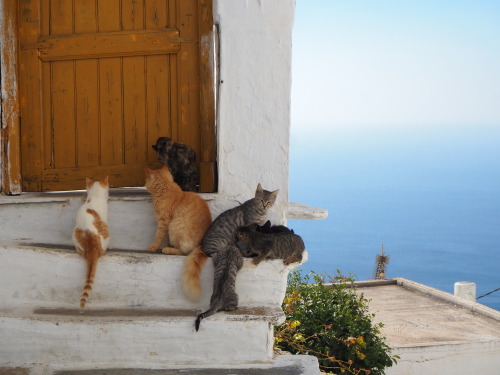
[{"x1": 0, "y1": 244, "x2": 319, "y2": 374}]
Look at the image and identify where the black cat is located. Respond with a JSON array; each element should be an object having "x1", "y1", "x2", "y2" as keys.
[
  {"x1": 256, "y1": 220, "x2": 294, "y2": 234},
  {"x1": 152, "y1": 137, "x2": 199, "y2": 192}
]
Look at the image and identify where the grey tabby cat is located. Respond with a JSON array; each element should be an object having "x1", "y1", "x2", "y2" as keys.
[
  {"x1": 195, "y1": 184, "x2": 279, "y2": 331},
  {"x1": 236, "y1": 223, "x2": 305, "y2": 265}
]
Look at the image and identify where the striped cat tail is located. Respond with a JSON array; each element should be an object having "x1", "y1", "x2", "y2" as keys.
[
  {"x1": 80, "y1": 238, "x2": 102, "y2": 308},
  {"x1": 183, "y1": 246, "x2": 208, "y2": 300}
]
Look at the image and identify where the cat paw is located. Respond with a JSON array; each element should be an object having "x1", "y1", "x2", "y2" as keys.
[{"x1": 147, "y1": 246, "x2": 160, "y2": 252}]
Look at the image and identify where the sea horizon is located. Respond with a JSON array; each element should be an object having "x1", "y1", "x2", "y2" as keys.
[{"x1": 288, "y1": 124, "x2": 500, "y2": 311}]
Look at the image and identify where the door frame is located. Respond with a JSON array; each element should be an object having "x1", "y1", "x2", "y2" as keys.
[
  {"x1": 0, "y1": 0, "x2": 216, "y2": 195},
  {"x1": 0, "y1": 0, "x2": 22, "y2": 195}
]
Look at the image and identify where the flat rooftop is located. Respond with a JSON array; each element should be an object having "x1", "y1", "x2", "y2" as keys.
[{"x1": 355, "y1": 278, "x2": 500, "y2": 348}]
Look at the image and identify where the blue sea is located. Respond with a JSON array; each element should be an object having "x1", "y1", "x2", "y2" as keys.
[{"x1": 288, "y1": 125, "x2": 500, "y2": 311}]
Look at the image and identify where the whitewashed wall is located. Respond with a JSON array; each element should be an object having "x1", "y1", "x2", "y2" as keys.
[
  {"x1": 213, "y1": 0, "x2": 295, "y2": 225},
  {"x1": 0, "y1": 0, "x2": 296, "y2": 250}
]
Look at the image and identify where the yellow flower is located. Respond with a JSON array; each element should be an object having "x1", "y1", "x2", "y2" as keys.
[{"x1": 293, "y1": 333, "x2": 305, "y2": 342}]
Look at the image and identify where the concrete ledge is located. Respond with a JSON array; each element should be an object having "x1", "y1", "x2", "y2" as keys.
[
  {"x1": 0, "y1": 190, "x2": 216, "y2": 204},
  {"x1": 394, "y1": 278, "x2": 500, "y2": 322},
  {"x1": 0, "y1": 307, "x2": 279, "y2": 367},
  {"x1": 388, "y1": 340, "x2": 500, "y2": 375},
  {"x1": 1, "y1": 305, "x2": 284, "y2": 326},
  {"x1": 0, "y1": 354, "x2": 320, "y2": 375},
  {"x1": 0, "y1": 194, "x2": 285, "y2": 249},
  {"x1": 286, "y1": 202, "x2": 328, "y2": 220},
  {"x1": 0, "y1": 244, "x2": 305, "y2": 310},
  {"x1": 0, "y1": 243, "x2": 308, "y2": 370}
]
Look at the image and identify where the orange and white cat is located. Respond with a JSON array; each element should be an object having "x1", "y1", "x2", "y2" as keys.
[
  {"x1": 145, "y1": 165, "x2": 212, "y2": 300},
  {"x1": 73, "y1": 177, "x2": 110, "y2": 308}
]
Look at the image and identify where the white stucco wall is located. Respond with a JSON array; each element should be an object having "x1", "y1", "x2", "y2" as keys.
[{"x1": 212, "y1": 0, "x2": 295, "y2": 224}]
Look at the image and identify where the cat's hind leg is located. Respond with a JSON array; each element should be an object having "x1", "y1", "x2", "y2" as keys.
[
  {"x1": 222, "y1": 290, "x2": 239, "y2": 311},
  {"x1": 221, "y1": 245, "x2": 243, "y2": 310}
]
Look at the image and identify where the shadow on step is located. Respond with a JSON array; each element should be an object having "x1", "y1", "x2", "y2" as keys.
[
  {"x1": 33, "y1": 308, "x2": 198, "y2": 317},
  {"x1": 54, "y1": 366, "x2": 304, "y2": 375},
  {"x1": 33, "y1": 306, "x2": 275, "y2": 318}
]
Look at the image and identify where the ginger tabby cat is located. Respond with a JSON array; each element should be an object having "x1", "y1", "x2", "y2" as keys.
[{"x1": 145, "y1": 165, "x2": 212, "y2": 300}]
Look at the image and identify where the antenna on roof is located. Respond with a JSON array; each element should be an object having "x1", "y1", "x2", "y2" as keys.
[{"x1": 373, "y1": 244, "x2": 390, "y2": 280}]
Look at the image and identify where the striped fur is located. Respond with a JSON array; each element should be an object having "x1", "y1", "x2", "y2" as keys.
[
  {"x1": 195, "y1": 184, "x2": 279, "y2": 331},
  {"x1": 236, "y1": 224, "x2": 305, "y2": 265}
]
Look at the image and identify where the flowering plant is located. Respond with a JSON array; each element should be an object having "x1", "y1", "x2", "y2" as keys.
[{"x1": 275, "y1": 270, "x2": 398, "y2": 374}]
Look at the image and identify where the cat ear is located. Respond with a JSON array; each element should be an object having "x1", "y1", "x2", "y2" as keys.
[
  {"x1": 144, "y1": 167, "x2": 152, "y2": 176},
  {"x1": 271, "y1": 189, "x2": 279, "y2": 198},
  {"x1": 102, "y1": 176, "x2": 109, "y2": 186},
  {"x1": 85, "y1": 177, "x2": 92, "y2": 189},
  {"x1": 256, "y1": 183, "x2": 263, "y2": 195}
]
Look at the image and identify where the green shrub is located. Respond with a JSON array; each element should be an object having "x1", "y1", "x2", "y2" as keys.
[{"x1": 275, "y1": 270, "x2": 398, "y2": 374}]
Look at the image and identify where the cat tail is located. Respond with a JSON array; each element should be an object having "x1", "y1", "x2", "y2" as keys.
[
  {"x1": 183, "y1": 246, "x2": 208, "y2": 300},
  {"x1": 80, "y1": 242, "x2": 102, "y2": 308},
  {"x1": 195, "y1": 250, "x2": 234, "y2": 332},
  {"x1": 195, "y1": 304, "x2": 219, "y2": 332}
]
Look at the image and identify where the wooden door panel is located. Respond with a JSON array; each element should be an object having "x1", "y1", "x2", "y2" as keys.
[
  {"x1": 74, "y1": 0, "x2": 98, "y2": 34},
  {"x1": 52, "y1": 60, "x2": 77, "y2": 169},
  {"x1": 72, "y1": 0, "x2": 99, "y2": 173},
  {"x1": 146, "y1": 54, "x2": 174, "y2": 159},
  {"x1": 98, "y1": 0, "x2": 121, "y2": 32},
  {"x1": 99, "y1": 57, "x2": 124, "y2": 166},
  {"x1": 123, "y1": 56, "x2": 147, "y2": 165},
  {"x1": 75, "y1": 59, "x2": 100, "y2": 167},
  {"x1": 17, "y1": 0, "x2": 215, "y2": 192},
  {"x1": 41, "y1": 164, "x2": 149, "y2": 191}
]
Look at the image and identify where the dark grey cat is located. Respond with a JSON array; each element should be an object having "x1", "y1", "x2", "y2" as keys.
[
  {"x1": 236, "y1": 223, "x2": 305, "y2": 265},
  {"x1": 195, "y1": 184, "x2": 279, "y2": 331},
  {"x1": 152, "y1": 137, "x2": 199, "y2": 192}
]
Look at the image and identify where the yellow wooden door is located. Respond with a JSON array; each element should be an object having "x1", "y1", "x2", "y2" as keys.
[{"x1": 17, "y1": 0, "x2": 215, "y2": 192}]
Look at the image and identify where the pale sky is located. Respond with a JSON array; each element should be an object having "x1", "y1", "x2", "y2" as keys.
[{"x1": 291, "y1": 0, "x2": 500, "y2": 130}]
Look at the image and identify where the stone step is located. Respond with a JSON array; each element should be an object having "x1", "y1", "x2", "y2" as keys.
[
  {"x1": 0, "y1": 244, "x2": 316, "y2": 371},
  {"x1": 0, "y1": 306, "x2": 283, "y2": 368},
  {"x1": 0, "y1": 244, "x2": 305, "y2": 310},
  {"x1": 0, "y1": 354, "x2": 320, "y2": 375}
]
